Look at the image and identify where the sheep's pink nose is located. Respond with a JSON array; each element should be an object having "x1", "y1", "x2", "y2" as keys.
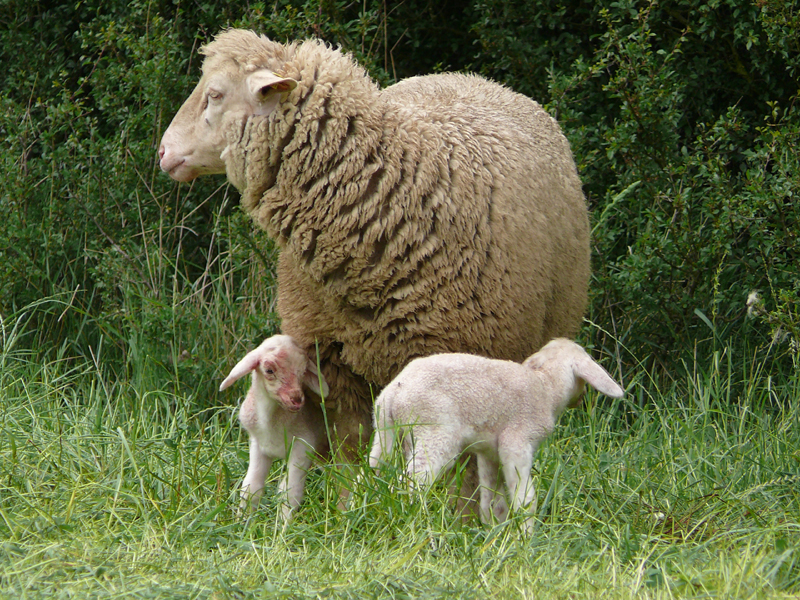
[
  {"x1": 158, "y1": 144, "x2": 165, "y2": 160},
  {"x1": 283, "y1": 390, "x2": 304, "y2": 412}
]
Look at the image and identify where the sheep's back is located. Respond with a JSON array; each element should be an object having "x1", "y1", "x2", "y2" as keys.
[
  {"x1": 344, "y1": 73, "x2": 591, "y2": 383},
  {"x1": 387, "y1": 353, "x2": 551, "y2": 434}
]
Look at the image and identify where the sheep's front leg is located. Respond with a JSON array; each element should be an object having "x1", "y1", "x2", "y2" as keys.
[
  {"x1": 499, "y1": 441, "x2": 537, "y2": 534},
  {"x1": 240, "y1": 437, "x2": 273, "y2": 515},
  {"x1": 278, "y1": 439, "x2": 314, "y2": 524},
  {"x1": 476, "y1": 453, "x2": 509, "y2": 525}
]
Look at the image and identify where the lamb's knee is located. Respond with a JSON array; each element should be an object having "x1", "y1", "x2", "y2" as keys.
[
  {"x1": 492, "y1": 496, "x2": 510, "y2": 522},
  {"x1": 407, "y1": 454, "x2": 438, "y2": 488},
  {"x1": 407, "y1": 454, "x2": 447, "y2": 491},
  {"x1": 499, "y1": 444, "x2": 535, "y2": 509}
]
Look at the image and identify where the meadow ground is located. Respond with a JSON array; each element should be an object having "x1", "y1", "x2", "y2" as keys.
[{"x1": 1, "y1": 333, "x2": 798, "y2": 599}]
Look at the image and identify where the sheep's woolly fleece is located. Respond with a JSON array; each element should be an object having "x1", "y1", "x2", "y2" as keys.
[{"x1": 206, "y1": 30, "x2": 590, "y2": 414}]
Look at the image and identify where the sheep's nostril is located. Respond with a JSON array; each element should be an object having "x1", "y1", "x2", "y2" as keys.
[{"x1": 158, "y1": 144, "x2": 165, "y2": 160}]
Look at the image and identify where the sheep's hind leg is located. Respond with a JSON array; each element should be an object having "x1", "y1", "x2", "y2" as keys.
[
  {"x1": 476, "y1": 453, "x2": 509, "y2": 525},
  {"x1": 315, "y1": 348, "x2": 374, "y2": 510},
  {"x1": 499, "y1": 440, "x2": 536, "y2": 534}
]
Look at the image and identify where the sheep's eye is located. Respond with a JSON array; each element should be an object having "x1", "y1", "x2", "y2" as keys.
[
  {"x1": 208, "y1": 90, "x2": 223, "y2": 102},
  {"x1": 264, "y1": 368, "x2": 275, "y2": 376}
]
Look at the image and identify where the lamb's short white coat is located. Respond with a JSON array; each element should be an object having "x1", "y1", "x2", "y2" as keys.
[
  {"x1": 369, "y1": 338, "x2": 624, "y2": 532},
  {"x1": 220, "y1": 334, "x2": 329, "y2": 522}
]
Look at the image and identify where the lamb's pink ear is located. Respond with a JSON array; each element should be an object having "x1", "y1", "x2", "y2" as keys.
[
  {"x1": 573, "y1": 356, "x2": 624, "y2": 398},
  {"x1": 303, "y1": 358, "x2": 329, "y2": 399},
  {"x1": 219, "y1": 351, "x2": 261, "y2": 391},
  {"x1": 247, "y1": 70, "x2": 297, "y2": 115}
]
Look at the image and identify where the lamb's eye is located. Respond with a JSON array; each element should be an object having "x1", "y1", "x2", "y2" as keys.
[
  {"x1": 265, "y1": 368, "x2": 275, "y2": 376},
  {"x1": 208, "y1": 90, "x2": 223, "y2": 102}
]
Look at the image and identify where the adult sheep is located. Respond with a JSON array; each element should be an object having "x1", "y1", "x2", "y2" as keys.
[{"x1": 159, "y1": 29, "x2": 590, "y2": 464}]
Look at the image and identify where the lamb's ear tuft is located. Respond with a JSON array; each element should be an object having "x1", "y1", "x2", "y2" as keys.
[
  {"x1": 220, "y1": 351, "x2": 261, "y2": 391},
  {"x1": 573, "y1": 356, "x2": 624, "y2": 398},
  {"x1": 303, "y1": 358, "x2": 329, "y2": 398}
]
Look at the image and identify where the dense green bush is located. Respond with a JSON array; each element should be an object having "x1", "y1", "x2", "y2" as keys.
[
  {"x1": 467, "y1": 0, "x2": 799, "y2": 369},
  {"x1": 1, "y1": 0, "x2": 797, "y2": 392},
  {"x1": 0, "y1": 1, "x2": 271, "y2": 397}
]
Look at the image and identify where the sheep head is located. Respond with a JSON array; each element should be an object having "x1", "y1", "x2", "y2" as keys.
[
  {"x1": 158, "y1": 30, "x2": 296, "y2": 183},
  {"x1": 523, "y1": 338, "x2": 624, "y2": 412},
  {"x1": 219, "y1": 335, "x2": 328, "y2": 412}
]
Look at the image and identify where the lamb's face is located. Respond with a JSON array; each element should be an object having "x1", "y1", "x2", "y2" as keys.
[
  {"x1": 158, "y1": 59, "x2": 296, "y2": 183},
  {"x1": 566, "y1": 381, "x2": 586, "y2": 408},
  {"x1": 255, "y1": 348, "x2": 307, "y2": 412},
  {"x1": 219, "y1": 334, "x2": 329, "y2": 412},
  {"x1": 523, "y1": 338, "x2": 624, "y2": 410}
]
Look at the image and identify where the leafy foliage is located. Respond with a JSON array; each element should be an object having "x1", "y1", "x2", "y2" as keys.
[
  {"x1": 0, "y1": 0, "x2": 797, "y2": 386},
  {"x1": 468, "y1": 0, "x2": 800, "y2": 367}
]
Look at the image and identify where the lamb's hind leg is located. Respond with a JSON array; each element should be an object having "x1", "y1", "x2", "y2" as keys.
[
  {"x1": 476, "y1": 453, "x2": 509, "y2": 525},
  {"x1": 498, "y1": 437, "x2": 537, "y2": 534},
  {"x1": 406, "y1": 427, "x2": 454, "y2": 490}
]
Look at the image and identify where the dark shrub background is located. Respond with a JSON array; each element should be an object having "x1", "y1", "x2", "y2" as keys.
[{"x1": 1, "y1": 0, "x2": 797, "y2": 398}]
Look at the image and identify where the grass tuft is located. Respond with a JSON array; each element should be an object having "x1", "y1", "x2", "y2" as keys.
[{"x1": 1, "y1": 315, "x2": 798, "y2": 598}]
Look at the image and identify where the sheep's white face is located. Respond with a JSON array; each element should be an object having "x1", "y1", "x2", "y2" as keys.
[
  {"x1": 219, "y1": 334, "x2": 329, "y2": 412},
  {"x1": 255, "y1": 349, "x2": 307, "y2": 412},
  {"x1": 158, "y1": 63, "x2": 296, "y2": 182}
]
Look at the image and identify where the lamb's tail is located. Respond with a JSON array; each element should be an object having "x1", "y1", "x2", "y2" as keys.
[{"x1": 368, "y1": 401, "x2": 395, "y2": 469}]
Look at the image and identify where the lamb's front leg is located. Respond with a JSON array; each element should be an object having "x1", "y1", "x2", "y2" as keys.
[
  {"x1": 278, "y1": 438, "x2": 315, "y2": 524},
  {"x1": 240, "y1": 437, "x2": 273, "y2": 514}
]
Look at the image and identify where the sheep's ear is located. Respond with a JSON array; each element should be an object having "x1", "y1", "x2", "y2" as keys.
[
  {"x1": 303, "y1": 358, "x2": 329, "y2": 399},
  {"x1": 573, "y1": 356, "x2": 624, "y2": 398},
  {"x1": 247, "y1": 70, "x2": 297, "y2": 115},
  {"x1": 219, "y1": 351, "x2": 260, "y2": 391}
]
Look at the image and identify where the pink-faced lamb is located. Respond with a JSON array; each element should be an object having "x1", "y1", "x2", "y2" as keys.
[
  {"x1": 369, "y1": 338, "x2": 624, "y2": 532},
  {"x1": 219, "y1": 334, "x2": 329, "y2": 521}
]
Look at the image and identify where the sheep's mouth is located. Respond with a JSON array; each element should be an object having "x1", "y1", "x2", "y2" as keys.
[
  {"x1": 166, "y1": 161, "x2": 199, "y2": 182},
  {"x1": 282, "y1": 398, "x2": 304, "y2": 412}
]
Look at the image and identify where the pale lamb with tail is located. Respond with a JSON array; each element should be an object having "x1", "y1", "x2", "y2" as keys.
[
  {"x1": 220, "y1": 334, "x2": 329, "y2": 522},
  {"x1": 369, "y1": 338, "x2": 624, "y2": 533}
]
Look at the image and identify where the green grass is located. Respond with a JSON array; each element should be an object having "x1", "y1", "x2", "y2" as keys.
[{"x1": 1, "y1": 331, "x2": 799, "y2": 599}]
